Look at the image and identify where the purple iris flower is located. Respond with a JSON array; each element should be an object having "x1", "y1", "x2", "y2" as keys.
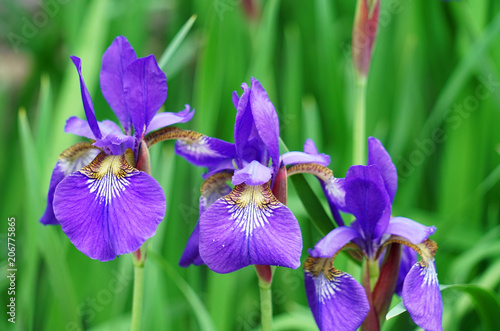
[
  {"x1": 40, "y1": 36, "x2": 194, "y2": 262},
  {"x1": 303, "y1": 137, "x2": 442, "y2": 331},
  {"x1": 176, "y1": 77, "x2": 303, "y2": 273}
]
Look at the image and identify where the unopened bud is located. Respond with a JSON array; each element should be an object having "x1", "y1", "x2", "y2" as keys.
[
  {"x1": 271, "y1": 165, "x2": 288, "y2": 205},
  {"x1": 352, "y1": 0, "x2": 380, "y2": 82}
]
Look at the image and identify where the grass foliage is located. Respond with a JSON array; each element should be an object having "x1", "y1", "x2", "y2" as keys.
[{"x1": 1, "y1": 0, "x2": 500, "y2": 330}]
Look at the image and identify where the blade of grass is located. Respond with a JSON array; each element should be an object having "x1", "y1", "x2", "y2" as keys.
[
  {"x1": 158, "y1": 14, "x2": 198, "y2": 72},
  {"x1": 148, "y1": 250, "x2": 216, "y2": 331},
  {"x1": 19, "y1": 109, "x2": 82, "y2": 330}
]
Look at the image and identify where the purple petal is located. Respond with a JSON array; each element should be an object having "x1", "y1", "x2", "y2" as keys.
[
  {"x1": 345, "y1": 165, "x2": 391, "y2": 244},
  {"x1": 40, "y1": 143, "x2": 100, "y2": 225},
  {"x1": 402, "y1": 260, "x2": 443, "y2": 331},
  {"x1": 232, "y1": 160, "x2": 272, "y2": 186},
  {"x1": 146, "y1": 105, "x2": 194, "y2": 134},
  {"x1": 395, "y1": 245, "x2": 417, "y2": 296},
  {"x1": 367, "y1": 137, "x2": 397, "y2": 202},
  {"x1": 385, "y1": 217, "x2": 436, "y2": 244},
  {"x1": 310, "y1": 226, "x2": 361, "y2": 258},
  {"x1": 70, "y1": 56, "x2": 102, "y2": 139},
  {"x1": 65, "y1": 116, "x2": 95, "y2": 139},
  {"x1": 124, "y1": 55, "x2": 167, "y2": 139},
  {"x1": 175, "y1": 133, "x2": 236, "y2": 168},
  {"x1": 232, "y1": 90, "x2": 239, "y2": 109},
  {"x1": 100, "y1": 36, "x2": 138, "y2": 133},
  {"x1": 93, "y1": 132, "x2": 136, "y2": 156},
  {"x1": 180, "y1": 173, "x2": 232, "y2": 267},
  {"x1": 53, "y1": 152, "x2": 166, "y2": 261},
  {"x1": 323, "y1": 177, "x2": 347, "y2": 212},
  {"x1": 199, "y1": 172, "x2": 233, "y2": 214},
  {"x1": 234, "y1": 82, "x2": 254, "y2": 166},
  {"x1": 249, "y1": 77, "x2": 280, "y2": 175},
  {"x1": 199, "y1": 183, "x2": 302, "y2": 273},
  {"x1": 179, "y1": 223, "x2": 204, "y2": 267},
  {"x1": 281, "y1": 151, "x2": 330, "y2": 167},
  {"x1": 304, "y1": 259, "x2": 369, "y2": 331}
]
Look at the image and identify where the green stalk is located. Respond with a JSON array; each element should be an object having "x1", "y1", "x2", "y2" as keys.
[
  {"x1": 353, "y1": 79, "x2": 367, "y2": 165},
  {"x1": 258, "y1": 277, "x2": 273, "y2": 331},
  {"x1": 130, "y1": 264, "x2": 145, "y2": 331}
]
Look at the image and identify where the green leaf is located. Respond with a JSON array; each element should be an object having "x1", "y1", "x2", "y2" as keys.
[
  {"x1": 290, "y1": 174, "x2": 334, "y2": 236},
  {"x1": 441, "y1": 284, "x2": 500, "y2": 331},
  {"x1": 386, "y1": 284, "x2": 500, "y2": 331},
  {"x1": 148, "y1": 250, "x2": 216, "y2": 331},
  {"x1": 158, "y1": 14, "x2": 198, "y2": 72}
]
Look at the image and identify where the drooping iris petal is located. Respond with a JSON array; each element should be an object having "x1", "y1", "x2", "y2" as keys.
[
  {"x1": 40, "y1": 142, "x2": 100, "y2": 225},
  {"x1": 53, "y1": 151, "x2": 166, "y2": 261},
  {"x1": 385, "y1": 217, "x2": 436, "y2": 245},
  {"x1": 180, "y1": 172, "x2": 233, "y2": 267},
  {"x1": 304, "y1": 257, "x2": 370, "y2": 331},
  {"x1": 174, "y1": 132, "x2": 236, "y2": 168},
  {"x1": 70, "y1": 56, "x2": 102, "y2": 139},
  {"x1": 367, "y1": 137, "x2": 398, "y2": 202},
  {"x1": 249, "y1": 77, "x2": 280, "y2": 175},
  {"x1": 146, "y1": 105, "x2": 195, "y2": 134},
  {"x1": 345, "y1": 165, "x2": 391, "y2": 246},
  {"x1": 232, "y1": 160, "x2": 272, "y2": 186},
  {"x1": 124, "y1": 55, "x2": 167, "y2": 139},
  {"x1": 310, "y1": 226, "x2": 360, "y2": 258},
  {"x1": 402, "y1": 260, "x2": 443, "y2": 331},
  {"x1": 179, "y1": 223, "x2": 204, "y2": 267},
  {"x1": 199, "y1": 183, "x2": 302, "y2": 273},
  {"x1": 394, "y1": 245, "x2": 417, "y2": 296},
  {"x1": 100, "y1": 35, "x2": 137, "y2": 133}
]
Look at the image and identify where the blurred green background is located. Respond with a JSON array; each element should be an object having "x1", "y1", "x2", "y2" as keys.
[{"x1": 1, "y1": 0, "x2": 500, "y2": 330}]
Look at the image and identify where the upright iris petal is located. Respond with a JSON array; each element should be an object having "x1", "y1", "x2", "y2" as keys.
[
  {"x1": 100, "y1": 36, "x2": 138, "y2": 134},
  {"x1": 123, "y1": 55, "x2": 167, "y2": 139}
]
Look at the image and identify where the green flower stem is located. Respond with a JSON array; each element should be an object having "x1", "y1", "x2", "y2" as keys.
[
  {"x1": 130, "y1": 263, "x2": 145, "y2": 331},
  {"x1": 258, "y1": 277, "x2": 273, "y2": 331},
  {"x1": 353, "y1": 79, "x2": 367, "y2": 165}
]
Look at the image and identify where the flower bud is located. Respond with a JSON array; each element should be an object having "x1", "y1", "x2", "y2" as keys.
[{"x1": 352, "y1": 0, "x2": 380, "y2": 81}]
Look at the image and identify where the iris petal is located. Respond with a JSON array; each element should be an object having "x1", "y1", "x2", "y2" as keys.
[
  {"x1": 124, "y1": 55, "x2": 167, "y2": 139},
  {"x1": 53, "y1": 151, "x2": 166, "y2": 261},
  {"x1": 179, "y1": 172, "x2": 232, "y2": 267},
  {"x1": 232, "y1": 160, "x2": 272, "y2": 186},
  {"x1": 199, "y1": 183, "x2": 302, "y2": 273},
  {"x1": 304, "y1": 257, "x2": 370, "y2": 331},
  {"x1": 146, "y1": 105, "x2": 195, "y2": 134},
  {"x1": 310, "y1": 226, "x2": 361, "y2": 258},
  {"x1": 367, "y1": 137, "x2": 398, "y2": 202},
  {"x1": 100, "y1": 36, "x2": 138, "y2": 133},
  {"x1": 345, "y1": 165, "x2": 391, "y2": 245},
  {"x1": 40, "y1": 142, "x2": 100, "y2": 225},
  {"x1": 282, "y1": 139, "x2": 330, "y2": 167},
  {"x1": 402, "y1": 260, "x2": 443, "y2": 331},
  {"x1": 249, "y1": 77, "x2": 280, "y2": 175},
  {"x1": 179, "y1": 223, "x2": 204, "y2": 267},
  {"x1": 174, "y1": 132, "x2": 236, "y2": 168},
  {"x1": 70, "y1": 56, "x2": 102, "y2": 139},
  {"x1": 385, "y1": 216, "x2": 436, "y2": 245}
]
